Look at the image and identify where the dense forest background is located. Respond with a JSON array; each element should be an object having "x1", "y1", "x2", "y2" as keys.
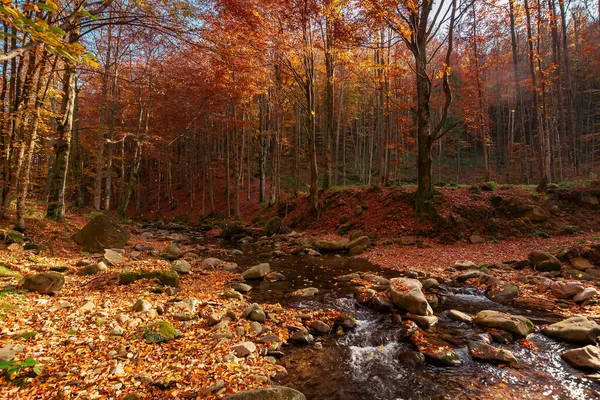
[{"x1": 1, "y1": 0, "x2": 600, "y2": 227}]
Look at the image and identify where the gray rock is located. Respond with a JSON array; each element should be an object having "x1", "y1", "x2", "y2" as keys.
[
  {"x1": 223, "y1": 289, "x2": 244, "y2": 300},
  {"x1": 223, "y1": 386, "x2": 306, "y2": 400},
  {"x1": 543, "y1": 317, "x2": 600, "y2": 344},
  {"x1": 162, "y1": 243, "x2": 182, "y2": 260},
  {"x1": 22, "y1": 272, "x2": 64, "y2": 294},
  {"x1": 389, "y1": 278, "x2": 432, "y2": 316},
  {"x1": 242, "y1": 263, "x2": 270, "y2": 279},
  {"x1": 249, "y1": 321, "x2": 263, "y2": 335},
  {"x1": 404, "y1": 314, "x2": 438, "y2": 329},
  {"x1": 345, "y1": 236, "x2": 370, "y2": 249},
  {"x1": 529, "y1": 250, "x2": 561, "y2": 271},
  {"x1": 230, "y1": 282, "x2": 252, "y2": 293},
  {"x1": 309, "y1": 320, "x2": 331, "y2": 334},
  {"x1": 561, "y1": 345, "x2": 600, "y2": 370},
  {"x1": 103, "y1": 249, "x2": 123, "y2": 266},
  {"x1": 314, "y1": 239, "x2": 349, "y2": 251},
  {"x1": 467, "y1": 341, "x2": 518, "y2": 364},
  {"x1": 289, "y1": 330, "x2": 314, "y2": 344},
  {"x1": 421, "y1": 278, "x2": 439, "y2": 290},
  {"x1": 348, "y1": 245, "x2": 365, "y2": 256},
  {"x1": 242, "y1": 303, "x2": 266, "y2": 323},
  {"x1": 454, "y1": 261, "x2": 478, "y2": 270},
  {"x1": 230, "y1": 342, "x2": 256, "y2": 357},
  {"x1": 71, "y1": 215, "x2": 130, "y2": 253},
  {"x1": 551, "y1": 280, "x2": 584, "y2": 299},
  {"x1": 171, "y1": 259, "x2": 191, "y2": 274},
  {"x1": 354, "y1": 287, "x2": 376, "y2": 304},
  {"x1": 573, "y1": 287, "x2": 598, "y2": 303},
  {"x1": 201, "y1": 258, "x2": 223, "y2": 268},
  {"x1": 487, "y1": 283, "x2": 520, "y2": 304},
  {"x1": 473, "y1": 310, "x2": 534, "y2": 337},
  {"x1": 132, "y1": 298, "x2": 152, "y2": 312},
  {"x1": 571, "y1": 257, "x2": 595, "y2": 271},
  {"x1": 448, "y1": 309, "x2": 472, "y2": 323}
]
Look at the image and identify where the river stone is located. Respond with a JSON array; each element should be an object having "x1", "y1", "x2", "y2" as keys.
[
  {"x1": 242, "y1": 263, "x2": 270, "y2": 279},
  {"x1": 571, "y1": 257, "x2": 595, "y2": 271},
  {"x1": 345, "y1": 236, "x2": 370, "y2": 249},
  {"x1": 289, "y1": 329, "x2": 314, "y2": 344},
  {"x1": 409, "y1": 330, "x2": 461, "y2": 366},
  {"x1": 230, "y1": 282, "x2": 252, "y2": 293},
  {"x1": 550, "y1": 280, "x2": 584, "y2": 299},
  {"x1": 132, "y1": 298, "x2": 152, "y2": 312},
  {"x1": 398, "y1": 351, "x2": 426, "y2": 366},
  {"x1": 573, "y1": 287, "x2": 598, "y2": 303},
  {"x1": 243, "y1": 303, "x2": 266, "y2": 323},
  {"x1": 315, "y1": 239, "x2": 349, "y2": 251},
  {"x1": 404, "y1": 314, "x2": 439, "y2": 329},
  {"x1": 231, "y1": 342, "x2": 256, "y2": 357},
  {"x1": 223, "y1": 289, "x2": 244, "y2": 300},
  {"x1": 349, "y1": 245, "x2": 365, "y2": 256},
  {"x1": 467, "y1": 341, "x2": 518, "y2": 364},
  {"x1": 389, "y1": 278, "x2": 433, "y2": 316},
  {"x1": 369, "y1": 295, "x2": 393, "y2": 311},
  {"x1": 487, "y1": 283, "x2": 520, "y2": 304},
  {"x1": 355, "y1": 287, "x2": 376, "y2": 304},
  {"x1": 422, "y1": 278, "x2": 439, "y2": 290},
  {"x1": 543, "y1": 317, "x2": 600, "y2": 344},
  {"x1": 529, "y1": 250, "x2": 561, "y2": 272},
  {"x1": 223, "y1": 386, "x2": 306, "y2": 400},
  {"x1": 309, "y1": 320, "x2": 331, "y2": 334},
  {"x1": 292, "y1": 287, "x2": 319, "y2": 297},
  {"x1": 335, "y1": 273, "x2": 360, "y2": 282},
  {"x1": 448, "y1": 310, "x2": 472, "y2": 323},
  {"x1": 561, "y1": 345, "x2": 600, "y2": 370},
  {"x1": 473, "y1": 310, "x2": 534, "y2": 337},
  {"x1": 71, "y1": 214, "x2": 130, "y2": 253},
  {"x1": 22, "y1": 272, "x2": 65, "y2": 294}
]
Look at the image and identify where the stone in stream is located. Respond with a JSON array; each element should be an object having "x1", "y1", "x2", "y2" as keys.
[
  {"x1": 543, "y1": 317, "x2": 600, "y2": 344},
  {"x1": 230, "y1": 282, "x2": 252, "y2": 293},
  {"x1": 345, "y1": 236, "x2": 370, "y2": 249},
  {"x1": 71, "y1": 214, "x2": 130, "y2": 253},
  {"x1": 290, "y1": 287, "x2": 319, "y2": 297},
  {"x1": 447, "y1": 310, "x2": 472, "y2": 323},
  {"x1": 467, "y1": 341, "x2": 518, "y2": 364},
  {"x1": 354, "y1": 287, "x2": 376, "y2": 304},
  {"x1": 369, "y1": 295, "x2": 393, "y2": 312},
  {"x1": 21, "y1": 272, "x2": 64, "y2": 294},
  {"x1": 241, "y1": 263, "x2": 270, "y2": 279},
  {"x1": 335, "y1": 273, "x2": 360, "y2": 282},
  {"x1": 222, "y1": 386, "x2": 306, "y2": 400},
  {"x1": 561, "y1": 345, "x2": 600, "y2": 370},
  {"x1": 571, "y1": 257, "x2": 595, "y2": 271},
  {"x1": 486, "y1": 283, "x2": 520, "y2": 304},
  {"x1": 289, "y1": 329, "x2": 314, "y2": 344},
  {"x1": 408, "y1": 327, "x2": 461, "y2": 366},
  {"x1": 404, "y1": 314, "x2": 439, "y2": 329},
  {"x1": 421, "y1": 278, "x2": 439, "y2": 290},
  {"x1": 309, "y1": 320, "x2": 331, "y2": 334},
  {"x1": 349, "y1": 245, "x2": 365, "y2": 256},
  {"x1": 397, "y1": 351, "x2": 426, "y2": 366},
  {"x1": 529, "y1": 250, "x2": 561, "y2": 272},
  {"x1": 454, "y1": 261, "x2": 478, "y2": 270},
  {"x1": 389, "y1": 278, "x2": 433, "y2": 316},
  {"x1": 550, "y1": 280, "x2": 584, "y2": 299},
  {"x1": 472, "y1": 310, "x2": 534, "y2": 337},
  {"x1": 265, "y1": 272, "x2": 286, "y2": 282},
  {"x1": 455, "y1": 270, "x2": 481, "y2": 281},
  {"x1": 314, "y1": 239, "x2": 349, "y2": 251}
]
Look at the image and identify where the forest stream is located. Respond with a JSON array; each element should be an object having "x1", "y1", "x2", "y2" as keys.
[{"x1": 215, "y1": 240, "x2": 600, "y2": 400}]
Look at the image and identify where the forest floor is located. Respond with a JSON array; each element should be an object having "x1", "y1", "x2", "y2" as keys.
[{"x1": 1, "y1": 182, "x2": 600, "y2": 399}]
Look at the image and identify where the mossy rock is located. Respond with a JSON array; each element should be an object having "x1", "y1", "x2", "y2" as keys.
[
  {"x1": 0, "y1": 229, "x2": 26, "y2": 244},
  {"x1": 264, "y1": 217, "x2": 282, "y2": 236},
  {"x1": 173, "y1": 214, "x2": 190, "y2": 224},
  {"x1": 139, "y1": 320, "x2": 181, "y2": 344},
  {"x1": 118, "y1": 270, "x2": 179, "y2": 287}
]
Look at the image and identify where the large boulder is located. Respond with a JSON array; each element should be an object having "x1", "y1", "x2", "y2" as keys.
[
  {"x1": 345, "y1": 236, "x2": 370, "y2": 249},
  {"x1": 524, "y1": 206, "x2": 550, "y2": 222},
  {"x1": 529, "y1": 250, "x2": 561, "y2": 272},
  {"x1": 543, "y1": 317, "x2": 600, "y2": 344},
  {"x1": 223, "y1": 387, "x2": 306, "y2": 400},
  {"x1": 72, "y1": 214, "x2": 130, "y2": 253},
  {"x1": 389, "y1": 278, "x2": 433, "y2": 316},
  {"x1": 486, "y1": 283, "x2": 520, "y2": 304},
  {"x1": 22, "y1": 272, "x2": 65, "y2": 294},
  {"x1": 561, "y1": 345, "x2": 600, "y2": 370},
  {"x1": 171, "y1": 259, "x2": 191, "y2": 274},
  {"x1": 550, "y1": 281, "x2": 584, "y2": 299},
  {"x1": 241, "y1": 263, "x2": 270, "y2": 279},
  {"x1": 0, "y1": 229, "x2": 25, "y2": 244},
  {"x1": 473, "y1": 310, "x2": 534, "y2": 337}
]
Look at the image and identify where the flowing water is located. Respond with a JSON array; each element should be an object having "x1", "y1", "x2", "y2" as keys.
[{"x1": 203, "y1": 239, "x2": 600, "y2": 399}]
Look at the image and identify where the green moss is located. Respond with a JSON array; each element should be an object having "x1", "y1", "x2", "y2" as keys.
[
  {"x1": 14, "y1": 331, "x2": 37, "y2": 341},
  {"x1": 140, "y1": 320, "x2": 181, "y2": 344},
  {"x1": 0, "y1": 264, "x2": 21, "y2": 279},
  {"x1": 118, "y1": 270, "x2": 179, "y2": 288},
  {"x1": 173, "y1": 214, "x2": 190, "y2": 224}
]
